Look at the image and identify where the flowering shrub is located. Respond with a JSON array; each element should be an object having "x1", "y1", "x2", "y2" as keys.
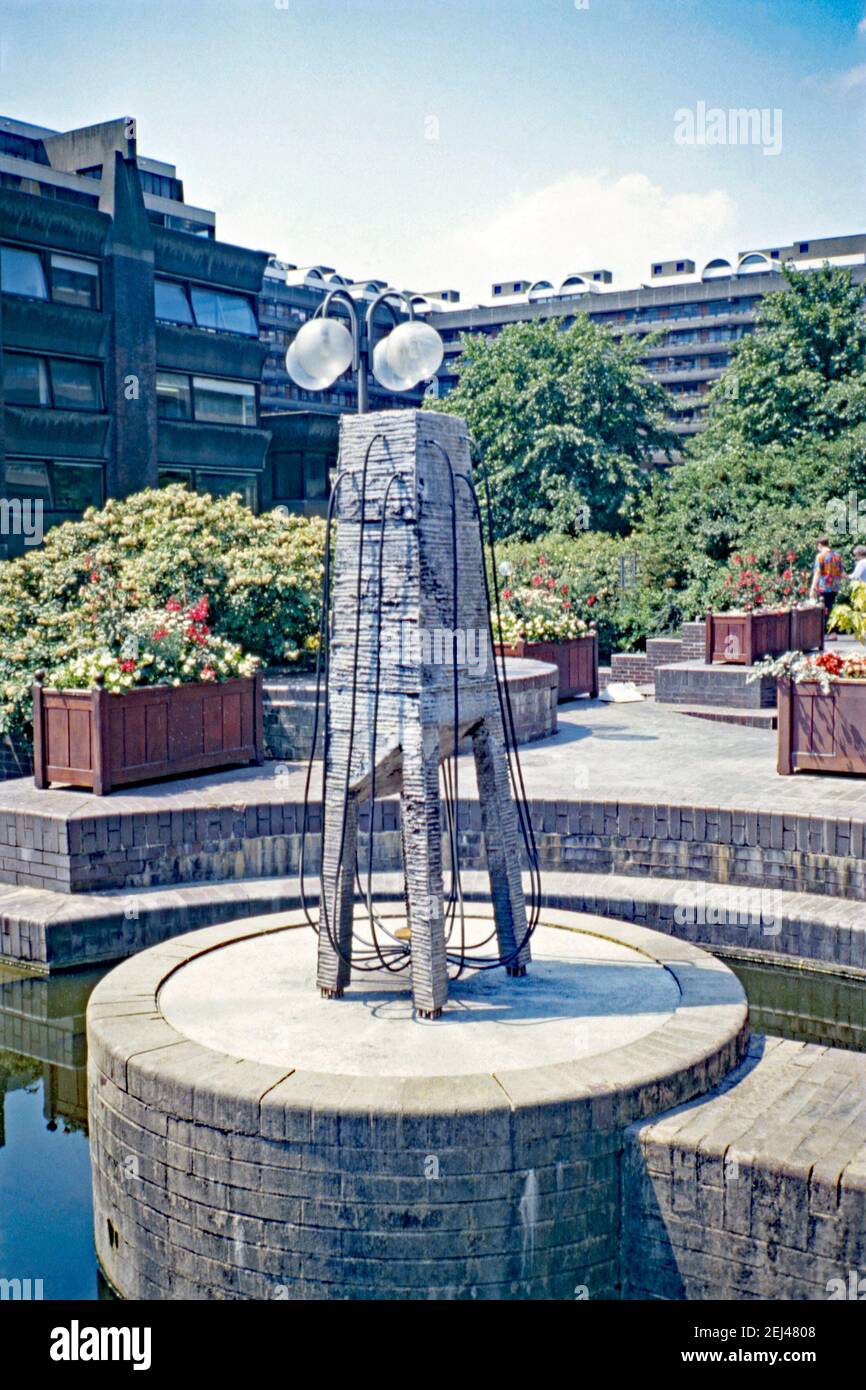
[
  {"x1": 0, "y1": 486, "x2": 325, "y2": 745},
  {"x1": 718, "y1": 549, "x2": 811, "y2": 612},
  {"x1": 750, "y1": 647, "x2": 866, "y2": 693},
  {"x1": 48, "y1": 595, "x2": 258, "y2": 695},
  {"x1": 491, "y1": 555, "x2": 591, "y2": 644},
  {"x1": 828, "y1": 580, "x2": 866, "y2": 643}
]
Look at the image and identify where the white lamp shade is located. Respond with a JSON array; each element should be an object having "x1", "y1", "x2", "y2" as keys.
[
  {"x1": 285, "y1": 340, "x2": 334, "y2": 392},
  {"x1": 383, "y1": 320, "x2": 444, "y2": 384},
  {"x1": 291, "y1": 318, "x2": 354, "y2": 383},
  {"x1": 372, "y1": 337, "x2": 416, "y2": 393}
]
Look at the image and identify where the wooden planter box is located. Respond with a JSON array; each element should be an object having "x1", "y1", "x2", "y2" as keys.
[
  {"x1": 495, "y1": 630, "x2": 598, "y2": 701},
  {"x1": 705, "y1": 606, "x2": 824, "y2": 665},
  {"x1": 777, "y1": 677, "x2": 866, "y2": 775},
  {"x1": 32, "y1": 671, "x2": 264, "y2": 794}
]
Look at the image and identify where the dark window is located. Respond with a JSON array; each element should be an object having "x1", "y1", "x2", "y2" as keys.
[
  {"x1": 770, "y1": 249, "x2": 779, "y2": 258},
  {"x1": 139, "y1": 169, "x2": 183, "y2": 201},
  {"x1": 676, "y1": 262, "x2": 685, "y2": 272},
  {"x1": 493, "y1": 285, "x2": 501, "y2": 295},
  {"x1": 0, "y1": 130, "x2": 48, "y2": 163},
  {"x1": 49, "y1": 359, "x2": 102, "y2": 411},
  {"x1": 799, "y1": 242, "x2": 810, "y2": 253},
  {"x1": 53, "y1": 463, "x2": 103, "y2": 511},
  {"x1": 3, "y1": 460, "x2": 51, "y2": 506},
  {"x1": 50, "y1": 253, "x2": 100, "y2": 310},
  {"x1": 2, "y1": 458, "x2": 102, "y2": 512},
  {"x1": 190, "y1": 286, "x2": 257, "y2": 335},
  {"x1": 157, "y1": 468, "x2": 192, "y2": 491},
  {"x1": 156, "y1": 371, "x2": 193, "y2": 420},
  {"x1": 154, "y1": 278, "x2": 194, "y2": 325},
  {"x1": 652, "y1": 264, "x2": 662, "y2": 275},
  {"x1": 1, "y1": 245, "x2": 48, "y2": 299},
  {"x1": 192, "y1": 376, "x2": 256, "y2": 426},
  {"x1": 197, "y1": 471, "x2": 258, "y2": 508},
  {"x1": 3, "y1": 354, "x2": 50, "y2": 406}
]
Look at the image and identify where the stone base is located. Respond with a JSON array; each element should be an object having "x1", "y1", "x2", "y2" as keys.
[
  {"x1": 655, "y1": 659, "x2": 777, "y2": 709},
  {"x1": 87, "y1": 908, "x2": 747, "y2": 1301}
]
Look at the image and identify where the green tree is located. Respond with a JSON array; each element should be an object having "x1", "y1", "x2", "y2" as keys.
[
  {"x1": 432, "y1": 317, "x2": 675, "y2": 540},
  {"x1": 702, "y1": 264, "x2": 866, "y2": 447}
]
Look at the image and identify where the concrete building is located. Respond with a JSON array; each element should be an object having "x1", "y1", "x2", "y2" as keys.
[
  {"x1": 429, "y1": 234, "x2": 866, "y2": 453},
  {"x1": 0, "y1": 115, "x2": 270, "y2": 555}
]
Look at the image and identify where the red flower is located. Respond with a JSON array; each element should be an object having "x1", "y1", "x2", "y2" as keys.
[
  {"x1": 165, "y1": 597, "x2": 182, "y2": 613},
  {"x1": 538, "y1": 555, "x2": 547, "y2": 567},
  {"x1": 153, "y1": 628, "x2": 168, "y2": 641},
  {"x1": 201, "y1": 665, "x2": 217, "y2": 682},
  {"x1": 531, "y1": 575, "x2": 542, "y2": 588},
  {"x1": 546, "y1": 578, "x2": 555, "y2": 590},
  {"x1": 561, "y1": 585, "x2": 568, "y2": 595},
  {"x1": 817, "y1": 652, "x2": 843, "y2": 675},
  {"x1": 188, "y1": 596, "x2": 210, "y2": 623},
  {"x1": 119, "y1": 659, "x2": 136, "y2": 673},
  {"x1": 89, "y1": 571, "x2": 99, "y2": 583},
  {"x1": 502, "y1": 588, "x2": 512, "y2": 600},
  {"x1": 587, "y1": 594, "x2": 597, "y2": 606},
  {"x1": 563, "y1": 601, "x2": 571, "y2": 610}
]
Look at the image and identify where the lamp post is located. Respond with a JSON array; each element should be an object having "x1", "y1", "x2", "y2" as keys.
[{"x1": 285, "y1": 288, "x2": 444, "y2": 414}]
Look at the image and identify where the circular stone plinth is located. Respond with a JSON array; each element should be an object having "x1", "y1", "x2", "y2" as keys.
[
  {"x1": 158, "y1": 920, "x2": 680, "y2": 1076},
  {"x1": 87, "y1": 908, "x2": 748, "y2": 1302}
]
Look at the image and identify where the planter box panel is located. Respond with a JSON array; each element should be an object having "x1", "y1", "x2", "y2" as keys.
[
  {"x1": 778, "y1": 679, "x2": 866, "y2": 774},
  {"x1": 34, "y1": 673, "x2": 263, "y2": 794},
  {"x1": 790, "y1": 606, "x2": 825, "y2": 653},
  {"x1": 495, "y1": 633, "x2": 598, "y2": 701}
]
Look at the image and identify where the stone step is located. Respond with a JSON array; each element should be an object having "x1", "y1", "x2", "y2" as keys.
[
  {"x1": 3, "y1": 866, "x2": 863, "y2": 974},
  {"x1": 654, "y1": 658, "x2": 777, "y2": 709},
  {"x1": 672, "y1": 704, "x2": 778, "y2": 731}
]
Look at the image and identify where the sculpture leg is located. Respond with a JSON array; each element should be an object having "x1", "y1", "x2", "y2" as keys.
[
  {"x1": 317, "y1": 784, "x2": 358, "y2": 998},
  {"x1": 401, "y1": 726, "x2": 448, "y2": 1018},
  {"x1": 472, "y1": 716, "x2": 531, "y2": 976}
]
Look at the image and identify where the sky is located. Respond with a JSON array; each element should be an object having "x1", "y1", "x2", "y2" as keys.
[{"x1": 1, "y1": 0, "x2": 865, "y2": 303}]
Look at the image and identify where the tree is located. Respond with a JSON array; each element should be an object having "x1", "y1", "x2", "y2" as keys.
[
  {"x1": 702, "y1": 264, "x2": 866, "y2": 448},
  {"x1": 432, "y1": 317, "x2": 675, "y2": 540}
]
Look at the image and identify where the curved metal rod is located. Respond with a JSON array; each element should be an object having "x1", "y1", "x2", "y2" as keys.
[{"x1": 315, "y1": 288, "x2": 361, "y2": 372}]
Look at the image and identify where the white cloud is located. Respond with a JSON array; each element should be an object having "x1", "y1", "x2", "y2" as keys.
[
  {"x1": 407, "y1": 170, "x2": 737, "y2": 305},
  {"x1": 837, "y1": 63, "x2": 866, "y2": 93}
]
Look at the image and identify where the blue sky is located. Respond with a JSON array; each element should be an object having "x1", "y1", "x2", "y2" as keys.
[{"x1": 2, "y1": 0, "x2": 865, "y2": 300}]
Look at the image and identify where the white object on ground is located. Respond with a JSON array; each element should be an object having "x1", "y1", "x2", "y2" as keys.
[{"x1": 599, "y1": 681, "x2": 645, "y2": 703}]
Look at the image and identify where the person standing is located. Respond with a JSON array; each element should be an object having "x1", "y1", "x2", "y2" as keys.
[
  {"x1": 850, "y1": 545, "x2": 866, "y2": 583},
  {"x1": 809, "y1": 537, "x2": 844, "y2": 638}
]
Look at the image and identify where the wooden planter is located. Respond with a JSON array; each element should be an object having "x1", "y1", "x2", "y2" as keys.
[
  {"x1": 495, "y1": 629, "x2": 598, "y2": 701},
  {"x1": 777, "y1": 677, "x2": 866, "y2": 775},
  {"x1": 32, "y1": 671, "x2": 264, "y2": 794},
  {"x1": 705, "y1": 606, "x2": 824, "y2": 665}
]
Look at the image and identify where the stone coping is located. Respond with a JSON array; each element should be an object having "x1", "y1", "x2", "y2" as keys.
[
  {"x1": 264, "y1": 656, "x2": 558, "y2": 699},
  {"x1": 87, "y1": 908, "x2": 748, "y2": 1124},
  {"x1": 6, "y1": 867, "x2": 866, "y2": 975}
]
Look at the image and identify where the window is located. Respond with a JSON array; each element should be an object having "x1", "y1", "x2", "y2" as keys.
[
  {"x1": 53, "y1": 463, "x2": 104, "y2": 511},
  {"x1": 192, "y1": 376, "x2": 256, "y2": 426},
  {"x1": 799, "y1": 242, "x2": 810, "y2": 254},
  {"x1": 190, "y1": 286, "x2": 257, "y2": 335},
  {"x1": 156, "y1": 371, "x2": 193, "y2": 420},
  {"x1": 3, "y1": 354, "x2": 50, "y2": 406},
  {"x1": 48, "y1": 359, "x2": 103, "y2": 410},
  {"x1": 154, "y1": 278, "x2": 194, "y2": 325},
  {"x1": 652, "y1": 264, "x2": 662, "y2": 275},
  {"x1": 1, "y1": 246, "x2": 48, "y2": 299},
  {"x1": 3, "y1": 460, "x2": 51, "y2": 506},
  {"x1": 3, "y1": 353, "x2": 102, "y2": 411},
  {"x1": 676, "y1": 262, "x2": 685, "y2": 272},
  {"x1": 50, "y1": 253, "x2": 100, "y2": 310},
  {"x1": 2, "y1": 459, "x2": 103, "y2": 512},
  {"x1": 158, "y1": 467, "x2": 257, "y2": 510}
]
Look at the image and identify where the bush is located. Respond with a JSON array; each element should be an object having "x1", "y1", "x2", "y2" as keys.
[
  {"x1": 490, "y1": 532, "x2": 629, "y2": 658},
  {"x1": 0, "y1": 486, "x2": 326, "y2": 744}
]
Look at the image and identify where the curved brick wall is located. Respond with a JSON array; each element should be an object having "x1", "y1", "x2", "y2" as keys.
[{"x1": 88, "y1": 910, "x2": 748, "y2": 1301}]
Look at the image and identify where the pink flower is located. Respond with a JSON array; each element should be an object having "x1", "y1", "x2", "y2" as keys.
[
  {"x1": 201, "y1": 665, "x2": 217, "y2": 682},
  {"x1": 119, "y1": 659, "x2": 136, "y2": 673},
  {"x1": 531, "y1": 575, "x2": 542, "y2": 588},
  {"x1": 165, "y1": 597, "x2": 182, "y2": 614}
]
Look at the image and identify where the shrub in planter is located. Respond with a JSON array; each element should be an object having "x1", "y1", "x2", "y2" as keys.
[
  {"x1": 0, "y1": 486, "x2": 325, "y2": 754},
  {"x1": 753, "y1": 649, "x2": 866, "y2": 775},
  {"x1": 491, "y1": 564, "x2": 598, "y2": 699}
]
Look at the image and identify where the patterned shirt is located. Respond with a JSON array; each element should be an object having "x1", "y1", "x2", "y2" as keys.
[{"x1": 814, "y1": 549, "x2": 844, "y2": 593}]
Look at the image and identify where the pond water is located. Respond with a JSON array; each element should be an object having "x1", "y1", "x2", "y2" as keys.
[{"x1": 1, "y1": 949, "x2": 864, "y2": 1301}]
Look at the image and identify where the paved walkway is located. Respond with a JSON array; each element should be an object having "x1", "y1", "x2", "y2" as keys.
[{"x1": 4, "y1": 695, "x2": 866, "y2": 821}]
